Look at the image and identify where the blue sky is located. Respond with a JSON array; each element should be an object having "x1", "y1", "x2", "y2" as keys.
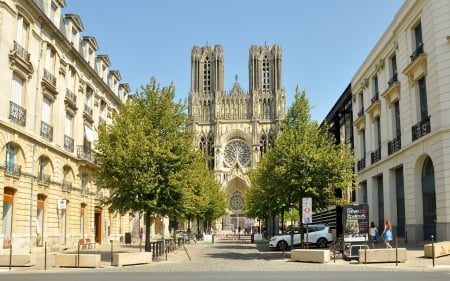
[{"x1": 65, "y1": 0, "x2": 404, "y2": 122}]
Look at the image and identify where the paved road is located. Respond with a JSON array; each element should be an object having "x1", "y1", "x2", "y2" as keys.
[{"x1": 1, "y1": 239, "x2": 450, "y2": 273}]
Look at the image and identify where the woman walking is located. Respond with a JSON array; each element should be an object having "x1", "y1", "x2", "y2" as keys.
[{"x1": 381, "y1": 219, "x2": 393, "y2": 248}]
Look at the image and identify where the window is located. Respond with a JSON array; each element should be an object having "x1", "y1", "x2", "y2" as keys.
[
  {"x1": 358, "y1": 92, "x2": 364, "y2": 116},
  {"x1": 389, "y1": 54, "x2": 398, "y2": 84},
  {"x1": 372, "y1": 75, "x2": 379, "y2": 102},
  {"x1": 40, "y1": 97, "x2": 53, "y2": 141},
  {"x1": 38, "y1": 157, "x2": 49, "y2": 183},
  {"x1": 411, "y1": 21, "x2": 424, "y2": 60},
  {"x1": 262, "y1": 56, "x2": 270, "y2": 90},
  {"x1": 418, "y1": 77, "x2": 428, "y2": 121},
  {"x1": 16, "y1": 15, "x2": 29, "y2": 48},
  {"x1": 5, "y1": 143, "x2": 16, "y2": 174},
  {"x1": 49, "y1": 2, "x2": 58, "y2": 23},
  {"x1": 393, "y1": 101, "x2": 401, "y2": 137},
  {"x1": 45, "y1": 46, "x2": 55, "y2": 74},
  {"x1": 375, "y1": 117, "x2": 381, "y2": 149},
  {"x1": 36, "y1": 195, "x2": 45, "y2": 246},
  {"x1": 11, "y1": 74, "x2": 23, "y2": 106},
  {"x1": 377, "y1": 176, "x2": 384, "y2": 232},
  {"x1": 203, "y1": 57, "x2": 211, "y2": 92}
]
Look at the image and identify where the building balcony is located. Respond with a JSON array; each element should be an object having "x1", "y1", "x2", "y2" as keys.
[
  {"x1": 9, "y1": 41, "x2": 33, "y2": 77},
  {"x1": 388, "y1": 135, "x2": 401, "y2": 155},
  {"x1": 81, "y1": 186, "x2": 89, "y2": 197},
  {"x1": 77, "y1": 145, "x2": 95, "y2": 163},
  {"x1": 370, "y1": 147, "x2": 381, "y2": 164},
  {"x1": 354, "y1": 108, "x2": 366, "y2": 131},
  {"x1": 410, "y1": 43, "x2": 424, "y2": 62},
  {"x1": 43, "y1": 69, "x2": 57, "y2": 87},
  {"x1": 365, "y1": 97, "x2": 381, "y2": 120},
  {"x1": 38, "y1": 173, "x2": 51, "y2": 185},
  {"x1": 4, "y1": 162, "x2": 21, "y2": 177},
  {"x1": 62, "y1": 180, "x2": 73, "y2": 192},
  {"x1": 412, "y1": 116, "x2": 431, "y2": 141},
  {"x1": 403, "y1": 44, "x2": 427, "y2": 86},
  {"x1": 9, "y1": 101, "x2": 26, "y2": 126},
  {"x1": 65, "y1": 88, "x2": 77, "y2": 110},
  {"x1": 381, "y1": 76, "x2": 401, "y2": 108},
  {"x1": 40, "y1": 121, "x2": 53, "y2": 141},
  {"x1": 83, "y1": 104, "x2": 94, "y2": 123},
  {"x1": 357, "y1": 157, "x2": 366, "y2": 172},
  {"x1": 64, "y1": 135, "x2": 74, "y2": 152}
]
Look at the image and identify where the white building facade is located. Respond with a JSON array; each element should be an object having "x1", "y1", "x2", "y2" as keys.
[{"x1": 352, "y1": 0, "x2": 450, "y2": 243}]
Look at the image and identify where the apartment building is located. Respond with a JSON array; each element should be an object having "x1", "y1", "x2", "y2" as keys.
[
  {"x1": 0, "y1": 0, "x2": 134, "y2": 249},
  {"x1": 352, "y1": 0, "x2": 450, "y2": 243}
]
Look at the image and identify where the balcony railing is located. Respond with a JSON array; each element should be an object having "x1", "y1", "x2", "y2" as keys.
[
  {"x1": 4, "y1": 162, "x2": 21, "y2": 177},
  {"x1": 9, "y1": 101, "x2": 26, "y2": 126},
  {"x1": 81, "y1": 186, "x2": 89, "y2": 197},
  {"x1": 370, "y1": 92, "x2": 379, "y2": 104},
  {"x1": 412, "y1": 116, "x2": 431, "y2": 141},
  {"x1": 40, "y1": 121, "x2": 53, "y2": 141},
  {"x1": 96, "y1": 191, "x2": 103, "y2": 200},
  {"x1": 12, "y1": 41, "x2": 31, "y2": 61},
  {"x1": 77, "y1": 145, "x2": 95, "y2": 162},
  {"x1": 64, "y1": 135, "x2": 74, "y2": 152},
  {"x1": 410, "y1": 43, "x2": 424, "y2": 61},
  {"x1": 388, "y1": 135, "x2": 401, "y2": 155},
  {"x1": 388, "y1": 73, "x2": 398, "y2": 87},
  {"x1": 62, "y1": 180, "x2": 72, "y2": 192},
  {"x1": 370, "y1": 147, "x2": 381, "y2": 164},
  {"x1": 43, "y1": 69, "x2": 57, "y2": 87},
  {"x1": 38, "y1": 173, "x2": 51, "y2": 185},
  {"x1": 84, "y1": 104, "x2": 93, "y2": 117},
  {"x1": 357, "y1": 157, "x2": 366, "y2": 172},
  {"x1": 65, "y1": 88, "x2": 77, "y2": 104},
  {"x1": 357, "y1": 108, "x2": 365, "y2": 117}
]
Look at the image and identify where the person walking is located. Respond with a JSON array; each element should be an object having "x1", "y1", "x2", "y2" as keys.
[
  {"x1": 369, "y1": 221, "x2": 379, "y2": 248},
  {"x1": 381, "y1": 219, "x2": 393, "y2": 248}
]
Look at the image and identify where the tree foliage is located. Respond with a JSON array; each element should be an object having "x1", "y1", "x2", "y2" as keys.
[{"x1": 245, "y1": 89, "x2": 356, "y2": 222}]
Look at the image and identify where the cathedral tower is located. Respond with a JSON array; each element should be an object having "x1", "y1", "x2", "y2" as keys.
[{"x1": 188, "y1": 44, "x2": 286, "y2": 231}]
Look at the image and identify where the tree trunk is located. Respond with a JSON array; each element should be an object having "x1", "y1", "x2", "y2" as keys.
[{"x1": 145, "y1": 211, "x2": 151, "y2": 252}]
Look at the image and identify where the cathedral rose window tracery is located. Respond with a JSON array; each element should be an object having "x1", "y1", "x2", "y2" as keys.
[{"x1": 224, "y1": 139, "x2": 250, "y2": 167}]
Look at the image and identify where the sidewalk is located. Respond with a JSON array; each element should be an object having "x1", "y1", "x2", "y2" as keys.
[{"x1": 1, "y1": 240, "x2": 449, "y2": 273}]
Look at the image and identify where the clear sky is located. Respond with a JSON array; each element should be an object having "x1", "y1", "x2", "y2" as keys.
[{"x1": 65, "y1": 0, "x2": 404, "y2": 122}]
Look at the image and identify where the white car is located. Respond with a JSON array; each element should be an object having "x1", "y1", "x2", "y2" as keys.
[{"x1": 269, "y1": 224, "x2": 333, "y2": 250}]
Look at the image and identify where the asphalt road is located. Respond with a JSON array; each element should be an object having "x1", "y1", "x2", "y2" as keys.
[{"x1": 3, "y1": 271, "x2": 450, "y2": 281}]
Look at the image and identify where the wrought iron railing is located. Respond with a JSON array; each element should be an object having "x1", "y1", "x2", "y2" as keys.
[
  {"x1": 370, "y1": 147, "x2": 381, "y2": 164},
  {"x1": 388, "y1": 135, "x2": 401, "y2": 155},
  {"x1": 43, "y1": 68, "x2": 57, "y2": 87},
  {"x1": 410, "y1": 43, "x2": 424, "y2": 61},
  {"x1": 12, "y1": 40, "x2": 31, "y2": 61},
  {"x1": 388, "y1": 73, "x2": 398, "y2": 87},
  {"x1": 62, "y1": 180, "x2": 72, "y2": 192},
  {"x1": 9, "y1": 101, "x2": 26, "y2": 126},
  {"x1": 64, "y1": 135, "x2": 74, "y2": 152},
  {"x1": 77, "y1": 145, "x2": 95, "y2": 162},
  {"x1": 65, "y1": 88, "x2": 77, "y2": 104},
  {"x1": 412, "y1": 116, "x2": 431, "y2": 141},
  {"x1": 4, "y1": 161, "x2": 21, "y2": 177},
  {"x1": 84, "y1": 104, "x2": 93, "y2": 117},
  {"x1": 40, "y1": 121, "x2": 53, "y2": 141},
  {"x1": 357, "y1": 157, "x2": 366, "y2": 172},
  {"x1": 38, "y1": 173, "x2": 51, "y2": 185}
]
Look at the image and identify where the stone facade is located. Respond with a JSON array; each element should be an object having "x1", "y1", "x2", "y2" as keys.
[
  {"x1": 188, "y1": 44, "x2": 286, "y2": 231},
  {"x1": 352, "y1": 0, "x2": 450, "y2": 243},
  {"x1": 0, "y1": 0, "x2": 168, "y2": 251}
]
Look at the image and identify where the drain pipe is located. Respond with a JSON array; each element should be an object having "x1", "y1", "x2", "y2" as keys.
[{"x1": 29, "y1": 22, "x2": 43, "y2": 243}]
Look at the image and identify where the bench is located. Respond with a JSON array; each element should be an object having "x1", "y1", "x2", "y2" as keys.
[
  {"x1": 55, "y1": 254, "x2": 101, "y2": 268},
  {"x1": 112, "y1": 252, "x2": 152, "y2": 267},
  {"x1": 424, "y1": 241, "x2": 450, "y2": 258},
  {"x1": 0, "y1": 254, "x2": 36, "y2": 267},
  {"x1": 291, "y1": 249, "x2": 330, "y2": 263},
  {"x1": 358, "y1": 248, "x2": 407, "y2": 263}
]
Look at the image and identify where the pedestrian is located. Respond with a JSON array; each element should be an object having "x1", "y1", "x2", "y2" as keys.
[
  {"x1": 381, "y1": 219, "x2": 393, "y2": 248},
  {"x1": 369, "y1": 221, "x2": 379, "y2": 248}
]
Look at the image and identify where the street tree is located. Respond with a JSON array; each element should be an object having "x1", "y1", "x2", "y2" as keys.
[
  {"x1": 95, "y1": 78, "x2": 195, "y2": 251},
  {"x1": 246, "y1": 88, "x2": 355, "y2": 227}
]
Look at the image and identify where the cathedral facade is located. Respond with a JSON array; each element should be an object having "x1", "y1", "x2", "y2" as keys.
[{"x1": 188, "y1": 44, "x2": 286, "y2": 231}]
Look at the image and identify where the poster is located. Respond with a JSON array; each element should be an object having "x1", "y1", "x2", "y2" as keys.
[{"x1": 342, "y1": 204, "x2": 369, "y2": 242}]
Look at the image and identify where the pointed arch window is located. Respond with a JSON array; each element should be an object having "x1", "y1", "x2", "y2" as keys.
[
  {"x1": 203, "y1": 57, "x2": 211, "y2": 92},
  {"x1": 262, "y1": 56, "x2": 270, "y2": 90}
]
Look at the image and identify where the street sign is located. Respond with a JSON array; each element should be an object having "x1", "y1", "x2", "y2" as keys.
[{"x1": 302, "y1": 197, "x2": 312, "y2": 224}]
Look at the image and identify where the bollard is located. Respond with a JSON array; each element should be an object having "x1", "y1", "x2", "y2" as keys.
[
  {"x1": 110, "y1": 240, "x2": 113, "y2": 266},
  {"x1": 45, "y1": 242, "x2": 47, "y2": 270},
  {"x1": 9, "y1": 244, "x2": 12, "y2": 271},
  {"x1": 431, "y1": 235, "x2": 435, "y2": 268},
  {"x1": 395, "y1": 236, "x2": 398, "y2": 266},
  {"x1": 77, "y1": 241, "x2": 80, "y2": 268}
]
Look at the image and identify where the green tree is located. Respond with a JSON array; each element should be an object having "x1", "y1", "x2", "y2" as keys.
[
  {"x1": 246, "y1": 89, "x2": 355, "y2": 226},
  {"x1": 95, "y1": 78, "x2": 195, "y2": 251}
]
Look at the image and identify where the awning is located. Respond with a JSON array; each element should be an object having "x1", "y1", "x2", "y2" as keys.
[{"x1": 84, "y1": 125, "x2": 94, "y2": 142}]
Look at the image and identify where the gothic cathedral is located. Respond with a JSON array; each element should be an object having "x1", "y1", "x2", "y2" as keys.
[{"x1": 188, "y1": 44, "x2": 286, "y2": 231}]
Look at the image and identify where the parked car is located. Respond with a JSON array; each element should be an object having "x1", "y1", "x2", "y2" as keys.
[{"x1": 268, "y1": 224, "x2": 333, "y2": 250}]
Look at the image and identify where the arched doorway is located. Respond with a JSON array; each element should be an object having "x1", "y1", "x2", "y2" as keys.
[{"x1": 421, "y1": 156, "x2": 436, "y2": 240}]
